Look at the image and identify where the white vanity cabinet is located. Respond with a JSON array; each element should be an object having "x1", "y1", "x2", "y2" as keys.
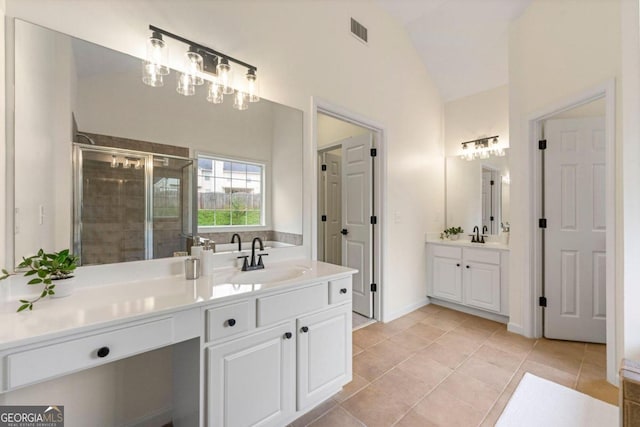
[
  {"x1": 427, "y1": 242, "x2": 509, "y2": 318},
  {"x1": 205, "y1": 277, "x2": 352, "y2": 427}
]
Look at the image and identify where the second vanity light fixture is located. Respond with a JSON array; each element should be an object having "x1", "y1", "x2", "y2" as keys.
[
  {"x1": 142, "y1": 25, "x2": 260, "y2": 110},
  {"x1": 460, "y1": 136, "x2": 505, "y2": 161}
]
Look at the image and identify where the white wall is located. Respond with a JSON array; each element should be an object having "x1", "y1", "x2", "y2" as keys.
[
  {"x1": 3, "y1": 0, "x2": 444, "y2": 422},
  {"x1": 621, "y1": 0, "x2": 640, "y2": 360},
  {"x1": 272, "y1": 106, "x2": 304, "y2": 234},
  {"x1": 444, "y1": 85, "x2": 509, "y2": 157},
  {"x1": 0, "y1": 0, "x2": 6, "y2": 268},
  {"x1": 317, "y1": 113, "x2": 370, "y2": 148},
  {"x1": 508, "y1": 0, "x2": 622, "y2": 349}
]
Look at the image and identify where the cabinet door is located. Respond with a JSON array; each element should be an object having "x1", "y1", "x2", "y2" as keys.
[
  {"x1": 207, "y1": 322, "x2": 295, "y2": 427},
  {"x1": 297, "y1": 305, "x2": 351, "y2": 411},
  {"x1": 464, "y1": 262, "x2": 501, "y2": 312},
  {"x1": 431, "y1": 256, "x2": 463, "y2": 303}
]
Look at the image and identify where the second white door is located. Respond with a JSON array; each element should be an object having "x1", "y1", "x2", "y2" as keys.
[{"x1": 544, "y1": 117, "x2": 606, "y2": 343}]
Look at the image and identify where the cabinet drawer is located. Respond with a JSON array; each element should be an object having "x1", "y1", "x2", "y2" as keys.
[
  {"x1": 7, "y1": 318, "x2": 173, "y2": 389},
  {"x1": 206, "y1": 301, "x2": 251, "y2": 342},
  {"x1": 257, "y1": 283, "x2": 328, "y2": 327},
  {"x1": 431, "y1": 245, "x2": 462, "y2": 259},
  {"x1": 328, "y1": 277, "x2": 352, "y2": 305},
  {"x1": 464, "y1": 248, "x2": 500, "y2": 265}
]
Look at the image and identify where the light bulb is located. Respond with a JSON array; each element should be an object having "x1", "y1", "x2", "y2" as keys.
[
  {"x1": 111, "y1": 155, "x2": 118, "y2": 168},
  {"x1": 246, "y1": 69, "x2": 260, "y2": 102},
  {"x1": 142, "y1": 61, "x2": 164, "y2": 87},
  {"x1": 233, "y1": 90, "x2": 249, "y2": 111},
  {"x1": 206, "y1": 80, "x2": 224, "y2": 104},
  {"x1": 217, "y1": 58, "x2": 234, "y2": 95}
]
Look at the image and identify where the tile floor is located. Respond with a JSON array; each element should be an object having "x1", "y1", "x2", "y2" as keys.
[{"x1": 290, "y1": 304, "x2": 618, "y2": 427}]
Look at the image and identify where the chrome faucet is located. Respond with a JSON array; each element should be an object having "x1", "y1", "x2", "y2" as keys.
[
  {"x1": 231, "y1": 233, "x2": 242, "y2": 252},
  {"x1": 237, "y1": 237, "x2": 268, "y2": 271}
]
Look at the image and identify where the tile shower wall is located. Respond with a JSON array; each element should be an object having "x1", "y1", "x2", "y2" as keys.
[{"x1": 81, "y1": 159, "x2": 146, "y2": 264}]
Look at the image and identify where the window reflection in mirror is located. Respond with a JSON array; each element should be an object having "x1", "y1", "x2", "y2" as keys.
[{"x1": 11, "y1": 19, "x2": 303, "y2": 266}]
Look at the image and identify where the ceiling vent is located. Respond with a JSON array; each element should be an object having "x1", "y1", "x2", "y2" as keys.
[{"x1": 350, "y1": 18, "x2": 368, "y2": 44}]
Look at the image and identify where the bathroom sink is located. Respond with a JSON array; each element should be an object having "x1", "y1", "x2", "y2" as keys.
[{"x1": 222, "y1": 266, "x2": 309, "y2": 285}]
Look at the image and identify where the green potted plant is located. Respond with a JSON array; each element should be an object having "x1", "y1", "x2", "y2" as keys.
[
  {"x1": 0, "y1": 249, "x2": 78, "y2": 312},
  {"x1": 443, "y1": 226, "x2": 464, "y2": 240}
]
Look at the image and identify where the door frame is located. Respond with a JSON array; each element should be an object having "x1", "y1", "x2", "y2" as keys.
[
  {"x1": 311, "y1": 97, "x2": 386, "y2": 322},
  {"x1": 528, "y1": 80, "x2": 617, "y2": 384}
]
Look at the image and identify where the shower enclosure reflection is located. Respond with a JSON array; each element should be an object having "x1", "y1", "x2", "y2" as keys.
[{"x1": 73, "y1": 145, "x2": 194, "y2": 265}]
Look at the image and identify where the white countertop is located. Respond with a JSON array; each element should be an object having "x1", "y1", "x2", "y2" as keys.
[
  {"x1": 426, "y1": 238, "x2": 510, "y2": 251},
  {"x1": 0, "y1": 259, "x2": 356, "y2": 349}
]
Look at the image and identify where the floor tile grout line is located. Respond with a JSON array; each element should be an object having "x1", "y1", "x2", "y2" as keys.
[
  {"x1": 389, "y1": 324, "x2": 505, "y2": 427},
  {"x1": 476, "y1": 334, "x2": 540, "y2": 426}
]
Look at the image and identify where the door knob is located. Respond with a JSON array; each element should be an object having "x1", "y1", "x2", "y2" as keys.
[{"x1": 340, "y1": 229, "x2": 349, "y2": 235}]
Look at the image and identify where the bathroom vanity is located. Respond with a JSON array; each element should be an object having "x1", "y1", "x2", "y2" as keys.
[
  {"x1": 0, "y1": 260, "x2": 355, "y2": 426},
  {"x1": 426, "y1": 239, "x2": 509, "y2": 322}
]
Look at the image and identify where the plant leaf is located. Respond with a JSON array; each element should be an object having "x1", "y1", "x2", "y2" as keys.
[
  {"x1": 24, "y1": 269, "x2": 37, "y2": 276},
  {"x1": 17, "y1": 303, "x2": 30, "y2": 312},
  {"x1": 37, "y1": 269, "x2": 47, "y2": 278},
  {"x1": 40, "y1": 290, "x2": 47, "y2": 298},
  {"x1": 27, "y1": 278, "x2": 42, "y2": 285}
]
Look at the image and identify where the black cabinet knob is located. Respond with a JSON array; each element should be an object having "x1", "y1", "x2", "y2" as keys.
[
  {"x1": 227, "y1": 319, "x2": 236, "y2": 327},
  {"x1": 97, "y1": 346, "x2": 110, "y2": 358},
  {"x1": 340, "y1": 229, "x2": 349, "y2": 235},
  {"x1": 284, "y1": 332, "x2": 293, "y2": 339},
  {"x1": 456, "y1": 263, "x2": 460, "y2": 267},
  {"x1": 466, "y1": 265, "x2": 470, "y2": 269},
  {"x1": 340, "y1": 288, "x2": 348, "y2": 294},
  {"x1": 301, "y1": 326, "x2": 309, "y2": 333}
]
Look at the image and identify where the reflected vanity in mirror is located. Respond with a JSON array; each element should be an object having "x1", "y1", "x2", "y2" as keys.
[
  {"x1": 445, "y1": 149, "x2": 510, "y2": 237},
  {"x1": 11, "y1": 19, "x2": 303, "y2": 266}
]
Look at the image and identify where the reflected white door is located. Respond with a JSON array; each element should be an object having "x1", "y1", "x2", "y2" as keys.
[
  {"x1": 324, "y1": 152, "x2": 342, "y2": 265},
  {"x1": 342, "y1": 134, "x2": 373, "y2": 318},
  {"x1": 544, "y1": 117, "x2": 606, "y2": 343}
]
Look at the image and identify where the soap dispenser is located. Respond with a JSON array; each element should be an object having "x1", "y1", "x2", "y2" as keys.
[
  {"x1": 190, "y1": 236, "x2": 203, "y2": 259},
  {"x1": 201, "y1": 239, "x2": 214, "y2": 276}
]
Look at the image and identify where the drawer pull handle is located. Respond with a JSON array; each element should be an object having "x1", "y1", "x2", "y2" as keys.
[
  {"x1": 284, "y1": 332, "x2": 293, "y2": 340},
  {"x1": 301, "y1": 326, "x2": 309, "y2": 333},
  {"x1": 97, "y1": 346, "x2": 110, "y2": 358},
  {"x1": 227, "y1": 319, "x2": 236, "y2": 327},
  {"x1": 340, "y1": 288, "x2": 348, "y2": 294}
]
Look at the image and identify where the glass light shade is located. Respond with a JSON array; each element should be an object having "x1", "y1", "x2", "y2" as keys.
[
  {"x1": 142, "y1": 61, "x2": 164, "y2": 87},
  {"x1": 246, "y1": 70, "x2": 260, "y2": 102},
  {"x1": 184, "y1": 49, "x2": 204, "y2": 86},
  {"x1": 146, "y1": 35, "x2": 169, "y2": 76},
  {"x1": 111, "y1": 156, "x2": 118, "y2": 168},
  {"x1": 206, "y1": 81, "x2": 224, "y2": 104},
  {"x1": 233, "y1": 90, "x2": 249, "y2": 111},
  {"x1": 177, "y1": 72, "x2": 195, "y2": 96},
  {"x1": 217, "y1": 58, "x2": 234, "y2": 95}
]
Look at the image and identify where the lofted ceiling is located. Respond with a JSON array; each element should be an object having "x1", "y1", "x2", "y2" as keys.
[{"x1": 376, "y1": 0, "x2": 532, "y2": 102}]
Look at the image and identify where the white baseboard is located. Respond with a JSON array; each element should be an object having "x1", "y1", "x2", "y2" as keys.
[
  {"x1": 123, "y1": 407, "x2": 173, "y2": 427},
  {"x1": 428, "y1": 298, "x2": 509, "y2": 324},
  {"x1": 383, "y1": 298, "x2": 429, "y2": 322},
  {"x1": 507, "y1": 322, "x2": 524, "y2": 335}
]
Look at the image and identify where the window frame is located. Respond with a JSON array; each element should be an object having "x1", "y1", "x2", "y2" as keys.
[{"x1": 196, "y1": 152, "x2": 267, "y2": 233}]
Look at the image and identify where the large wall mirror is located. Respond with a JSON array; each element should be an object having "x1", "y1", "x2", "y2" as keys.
[
  {"x1": 11, "y1": 19, "x2": 303, "y2": 266},
  {"x1": 445, "y1": 150, "x2": 510, "y2": 236}
]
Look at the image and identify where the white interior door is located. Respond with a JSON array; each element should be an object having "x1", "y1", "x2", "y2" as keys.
[
  {"x1": 342, "y1": 134, "x2": 373, "y2": 318},
  {"x1": 324, "y1": 152, "x2": 342, "y2": 265},
  {"x1": 544, "y1": 117, "x2": 606, "y2": 343}
]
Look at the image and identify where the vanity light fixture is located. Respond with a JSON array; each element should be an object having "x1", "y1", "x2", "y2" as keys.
[
  {"x1": 460, "y1": 135, "x2": 505, "y2": 161},
  {"x1": 141, "y1": 25, "x2": 260, "y2": 110}
]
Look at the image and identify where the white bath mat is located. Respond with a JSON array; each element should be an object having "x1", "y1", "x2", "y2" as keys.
[{"x1": 496, "y1": 373, "x2": 618, "y2": 427}]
